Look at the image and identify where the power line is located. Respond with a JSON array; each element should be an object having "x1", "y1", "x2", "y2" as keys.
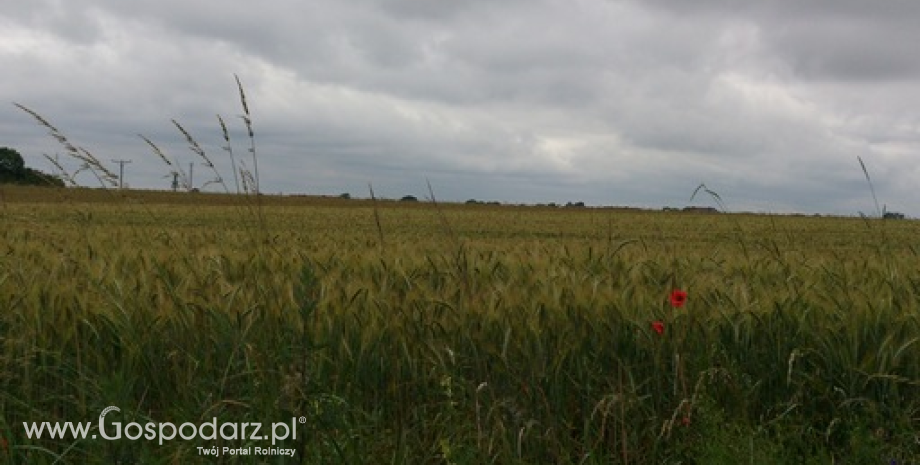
[{"x1": 111, "y1": 159, "x2": 132, "y2": 189}]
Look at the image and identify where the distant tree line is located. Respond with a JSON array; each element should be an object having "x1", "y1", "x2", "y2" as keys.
[{"x1": 0, "y1": 147, "x2": 64, "y2": 187}]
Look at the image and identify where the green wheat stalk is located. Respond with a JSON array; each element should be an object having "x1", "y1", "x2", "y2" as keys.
[{"x1": 368, "y1": 183, "x2": 385, "y2": 248}]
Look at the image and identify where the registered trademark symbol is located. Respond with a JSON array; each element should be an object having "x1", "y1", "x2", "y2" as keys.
[
  {"x1": 93, "y1": 435, "x2": 97, "y2": 439},
  {"x1": 299, "y1": 417, "x2": 307, "y2": 424}
]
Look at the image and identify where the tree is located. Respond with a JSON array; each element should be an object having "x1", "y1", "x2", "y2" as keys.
[
  {"x1": 0, "y1": 147, "x2": 25, "y2": 177},
  {"x1": 0, "y1": 146, "x2": 64, "y2": 187}
]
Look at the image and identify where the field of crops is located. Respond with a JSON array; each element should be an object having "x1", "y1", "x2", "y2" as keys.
[{"x1": 1, "y1": 185, "x2": 919, "y2": 463}]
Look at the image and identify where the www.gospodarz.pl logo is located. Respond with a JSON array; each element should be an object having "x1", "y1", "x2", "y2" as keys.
[{"x1": 23, "y1": 406, "x2": 307, "y2": 447}]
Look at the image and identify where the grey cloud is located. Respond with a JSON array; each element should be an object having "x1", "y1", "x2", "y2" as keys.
[
  {"x1": 642, "y1": 0, "x2": 920, "y2": 81},
  {"x1": 1, "y1": 0, "x2": 918, "y2": 216}
]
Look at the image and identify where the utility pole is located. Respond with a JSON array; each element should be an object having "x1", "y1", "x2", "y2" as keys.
[
  {"x1": 111, "y1": 159, "x2": 132, "y2": 189},
  {"x1": 189, "y1": 162, "x2": 194, "y2": 191}
]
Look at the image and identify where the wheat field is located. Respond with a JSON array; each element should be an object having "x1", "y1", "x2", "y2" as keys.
[{"x1": 1, "y1": 185, "x2": 918, "y2": 463}]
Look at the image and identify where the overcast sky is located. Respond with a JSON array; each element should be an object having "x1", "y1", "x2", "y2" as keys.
[{"x1": 2, "y1": 1, "x2": 918, "y2": 216}]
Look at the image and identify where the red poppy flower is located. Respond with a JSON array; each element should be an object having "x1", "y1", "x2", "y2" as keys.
[
  {"x1": 651, "y1": 320, "x2": 665, "y2": 335},
  {"x1": 670, "y1": 289, "x2": 687, "y2": 308}
]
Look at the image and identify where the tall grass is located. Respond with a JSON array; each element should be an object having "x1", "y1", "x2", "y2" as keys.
[{"x1": 14, "y1": 104, "x2": 118, "y2": 189}]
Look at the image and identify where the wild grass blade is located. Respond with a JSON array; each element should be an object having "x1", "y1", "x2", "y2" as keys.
[{"x1": 857, "y1": 156, "x2": 882, "y2": 218}]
